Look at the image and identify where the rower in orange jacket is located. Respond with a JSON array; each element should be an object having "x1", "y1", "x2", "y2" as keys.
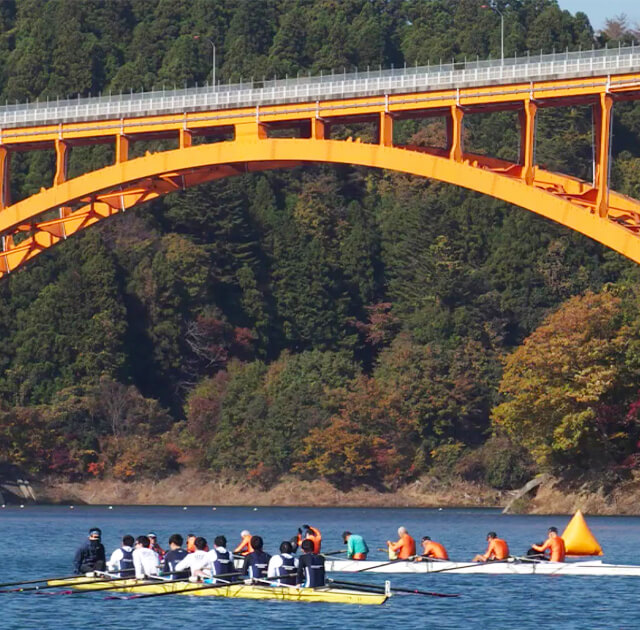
[
  {"x1": 415, "y1": 535, "x2": 449, "y2": 561},
  {"x1": 234, "y1": 530, "x2": 254, "y2": 556},
  {"x1": 473, "y1": 531, "x2": 509, "y2": 562},
  {"x1": 296, "y1": 525, "x2": 322, "y2": 554},
  {"x1": 531, "y1": 526, "x2": 566, "y2": 562},
  {"x1": 387, "y1": 527, "x2": 416, "y2": 559}
]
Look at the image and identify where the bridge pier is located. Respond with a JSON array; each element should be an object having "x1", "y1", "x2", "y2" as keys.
[{"x1": 448, "y1": 105, "x2": 464, "y2": 162}]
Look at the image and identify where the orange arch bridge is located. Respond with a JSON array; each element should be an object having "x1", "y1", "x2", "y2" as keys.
[{"x1": 1, "y1": 54, "x2": 640, "y2": 277}]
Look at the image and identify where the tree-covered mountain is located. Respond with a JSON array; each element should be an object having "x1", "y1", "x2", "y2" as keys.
[{"x1": 2, "y1": 0, "x2": 640, "y2": 492}]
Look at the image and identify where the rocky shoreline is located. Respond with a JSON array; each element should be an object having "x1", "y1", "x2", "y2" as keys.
[{"x1": 23, "y1": 469, "x2": 640, "y2": 515}]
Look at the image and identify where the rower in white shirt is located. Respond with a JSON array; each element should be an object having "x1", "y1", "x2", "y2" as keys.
[
  {"x1": 108, "y1": 534, "x2": 135, "y2": 578},
  {"x1": 175, "y1": 536, "x2": 210, "y2": 577},
  {"x1": 132, "y1": 535, "x2": 160, "y2": 579}
]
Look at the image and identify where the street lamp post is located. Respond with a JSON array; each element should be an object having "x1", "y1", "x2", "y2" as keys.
[
  {"x1": 481, "y1": 4, "x2": 504, "y2": 66},
  {"x1": 194, "y1": 35, "x2": 216, "y2": 88}
]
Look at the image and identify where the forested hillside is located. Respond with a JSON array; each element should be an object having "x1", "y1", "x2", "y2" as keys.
[{"x1": 2, "y1": 0, "x2": 640, "y2": 493}]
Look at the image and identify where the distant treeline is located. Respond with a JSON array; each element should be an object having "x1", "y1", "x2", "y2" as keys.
[{"x1": 1, "y1": 0, "x2": 640, "y2": 491}]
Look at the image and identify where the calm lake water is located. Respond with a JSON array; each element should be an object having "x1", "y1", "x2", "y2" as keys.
[{"x1": 2, "y1": 505, "x2": 639, "y2": 629}]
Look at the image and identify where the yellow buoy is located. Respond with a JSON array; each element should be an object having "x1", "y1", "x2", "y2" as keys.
[{"x1": 562, "y1": 509, "x2": 603, "y2": 556}]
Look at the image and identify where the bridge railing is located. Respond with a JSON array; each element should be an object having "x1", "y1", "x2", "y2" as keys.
[{"x1": 1, "y1": 45, "x2": 640, "y2": 129}]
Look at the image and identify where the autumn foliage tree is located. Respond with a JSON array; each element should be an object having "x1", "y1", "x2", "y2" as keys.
[{"x1": 492, "y1": 290, "x2": 640, "y2": 474}]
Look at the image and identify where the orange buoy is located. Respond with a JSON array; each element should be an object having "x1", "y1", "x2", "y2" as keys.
[{"x1": 561, "y1": 509, "x2": 603, "y2": 556}]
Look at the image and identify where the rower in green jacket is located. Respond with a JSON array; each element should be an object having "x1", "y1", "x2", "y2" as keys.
[{"x1": 342, "y1": 531, "x2": 369, "y2": 560}]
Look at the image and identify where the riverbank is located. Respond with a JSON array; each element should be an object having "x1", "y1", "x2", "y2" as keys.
[{"x1": 30, "y1": 469, "x2": 640, "y2": 515}]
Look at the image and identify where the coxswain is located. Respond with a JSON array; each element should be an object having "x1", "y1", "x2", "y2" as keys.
[
  {"x1": 73, "y1": 527, "x2": 106, "y2": 574},
  {"x1": 342, "y1": 531, "x2": 369, "y2": 560},
  {"x1": 296, "y1": 524, "x2": 322, "y2": 554},
  {"x1": 203, "y1": 535, "x2": 236, "y2": 583},
  {"x1": 415, "y1": 535, "x2": 449, "y2": 561},
  {"x1": 148, "y1": 532, "x2": 165, "y2": 561},
  {"x1": 162, "y1": 534, "x2": 189, "y2": 578},
  {"x1": 472, "y1": 531, "x2": 510, "y2": 562},
  {"x1": 132, "y1": 535, "x2": 160, "y2": 579},
  {"x1": 242, "y1": 536, "x2": 272, "y2": 579},
  {"x1": 107, "y1": 534, "x2": 135, "y2": 577},
  {"x1": 267, "y1": 541, "x2": 298, "y2": 585},
  {"x1": 387, "y1": 526, "x2": 416, "y2": 559},
  {"x1": 531, "y1": 527, "x2": 566, "y2": 562},
  {"x1": 234, "y1": 530, "x2": 254, "y2": 556},
  {"x1": 296, "y1": 539, "x2": 325, "y2": 588},
  {"x1": 187, "y1": 533, "x2": 197, "y2": 553},
  {"x1": 175, "y1": 536, "x2": 210, "y2": 577}
]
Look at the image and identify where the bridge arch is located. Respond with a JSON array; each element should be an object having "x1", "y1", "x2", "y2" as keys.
[{"x1": 2, "y1": 134, "x2": 640, "y2": 276}]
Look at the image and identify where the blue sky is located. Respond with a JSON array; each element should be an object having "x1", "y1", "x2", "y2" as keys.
[{"x1": 557, "y1": 0, "x2": 639, "y2": 31}]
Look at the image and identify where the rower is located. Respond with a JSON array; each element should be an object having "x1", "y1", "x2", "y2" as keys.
[
  {"x1": 342, "y1": 531, "x2": 369, "y2": 560},
  {"x1": 296, "y1": 539, "x2": 325, "y2": 587},
  {"x1": 148, "y1": 532, "x2": 165, "y2": 561},
  {"x1": 107, "y1": 534, "x2": 135, "y2": 577},
  {"x1": 415, "y1": 535, "x2": 449, "y2": 561},
  {"x1": 234, "y1": 530, "x2": 254, "y2": 556},
  {"x1": 267, "y1": 541, "x2": 298, "y2": 585},
  {"x1": 73, "y1": 527, "x2": 106, "y2": 574},
  {"x1": 162, "y1": 533, "x2": 189, "y2": 578},
  {"x1": 387, "y1": 526, "x2": 416, "y2": 559},
  {"x1": 531, "y1": 527, "x2": 566, "y2": 562},
  {"x1": 296, "y1": 524, "x2": 322, "y2": 554},
  {"x1": 204, "y1": 535, "x2": 236, "y2": 583},
  {"x1": 132, "y1": 535, "x2": 160, "y2": 579},
  {"x1": 175, "y1": 536, "x2": 210, "y2": 577},
  {"x1": 472, "y1": 531, "x2": 510, "y2": 562},
  {"x1": 242, "y1": 536, "x2": 272, "y2": 579}
]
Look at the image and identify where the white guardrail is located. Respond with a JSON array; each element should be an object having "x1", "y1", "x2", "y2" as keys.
[{"x1": 1, "y1": 45, "x2": 640, "y2": 129}]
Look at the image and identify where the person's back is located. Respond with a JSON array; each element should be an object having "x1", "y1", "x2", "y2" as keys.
[
  {"x1": 132, "y1": 535, "x2": 160, "y2": 579},
  {"x1": 205, "y1": 535, "x2": 235, "y2": 583},
  {"x1": 488, "y1": 536, "x2": 509, "y2": 560},
  {"x1": 419, "y1": 537, "x2": 449, "y2": 560},
  {"x1": 163, "y1": 534, "x2": 188, "y2": 578},
  {"x1": 108, "y1": 535, "x2": 135, "y2": 577},
  {"x1": 268, "y1": 541, "x2": 298, "y2": 585},
  {"x1": 242, "y1": 536, "x2": 271, "y2": 579},
  {"x1": 175, "y1": 536, "x2": 209, "y2": 576},
  {"x1": 388, "y1": 527, "x2": 416, "y2": 559},
  {"x1": 297, "y1": 539, "x2": 325, "y2": 587},
  {"x1": 343, "y1": 531, "x2": 369, "y2": 560}
]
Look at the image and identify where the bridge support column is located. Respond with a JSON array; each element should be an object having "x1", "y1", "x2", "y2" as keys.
[
  {"x1": 595, "y1": 92, "x2": 614, "y2": 218},
  {"x1": 180, "y1": 129, "x2": 192, "y2": 148},
  {"x1": 0, "y1": 146, "x2": 9, "y2": 210},
  {"x1": 116, "y1": 134, "x2": 129, "y2": 163},
  {"x1": 448, "y1": 105, "x2": 464, "y2": 162},
  {"x1": 379, "y1": 112, "x2": 393, "y2": 146},
  {"x1": 519, "y1": 99, "x2": 537, "y2": 185},
  {"x1": 54, "y1": 140, "x2": 69, "y2": 185},
  {"x1": 235, "y1": 122, "x2": 267, "y2": 142},
  {"x1": 312, "y1": 117, "x2": 326, "y2": 140}
]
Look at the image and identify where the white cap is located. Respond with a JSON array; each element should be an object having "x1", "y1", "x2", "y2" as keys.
[{"x1": 241, "y1": 530, "x2": 251, "y2": 537}]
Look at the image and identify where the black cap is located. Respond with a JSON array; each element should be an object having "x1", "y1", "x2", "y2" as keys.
[
  {"x1": 487, "y1": 531, "x2": 497, "y2": 538},
  {"x1": 548, "y1": 526, "x2": 558, "y2": 534},
  {"x1": 342, "y1": 531, "x2": 351, "y2": 542},
  {"x1": 89, "y1": 527, "x2": 102, "y2": 538},
  {"x1": 421, "y1": 536, "x2": 431, "y2": 542}
]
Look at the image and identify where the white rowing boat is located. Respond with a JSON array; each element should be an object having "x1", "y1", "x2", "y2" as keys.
[{"x1": 325, "y1": 558, "x2": 640, "y2": 576}]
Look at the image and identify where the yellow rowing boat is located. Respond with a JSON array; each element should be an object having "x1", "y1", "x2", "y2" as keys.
[{"x1": 47, "y1": 577, "x2": 389, "y2": 605}]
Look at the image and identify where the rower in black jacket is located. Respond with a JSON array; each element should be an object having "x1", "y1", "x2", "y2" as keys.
[
  {"x1": 73, "y1": 527, "x2": 106, "y2": 574},
  {"x1": 296, "y1": 539, "x2": 325, "y2": 587},
  {"x1": 242, "y1": 536, "x2": 271, "y2": 579}
]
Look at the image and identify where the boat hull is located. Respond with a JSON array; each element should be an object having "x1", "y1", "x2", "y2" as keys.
[
  {"x1": 47, "y1": 577, "x2": 388, "y2": 604},
  {"x1": 325, "y1": 558, "x2": 640, "y2": 576}
]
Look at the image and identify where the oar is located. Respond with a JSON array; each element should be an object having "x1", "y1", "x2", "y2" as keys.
[
  {"x1": 322, "y1": 550, "x2": 346, "y2": 556},
  {"x1": 0, "y1": 573, "x2": 135, "y2": 593},
  {"x1": 355, "y1": 555, "x2": 417, "y2": 572},
  {"x1": 425, "y1": 556, "x2": 515, "y2": 574},
  {"x1": 0, "y1": 574, "x2": 88, "y2": 589},
  {"x1": 30, "y1": 576, "x2": 164, "y2": 596},
  {"x1": 106, "y1": 573, "x2": 243, "y2": 600},
  {"x1": 328, "y1": 578, "x2": 459, "y2": 598}
]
